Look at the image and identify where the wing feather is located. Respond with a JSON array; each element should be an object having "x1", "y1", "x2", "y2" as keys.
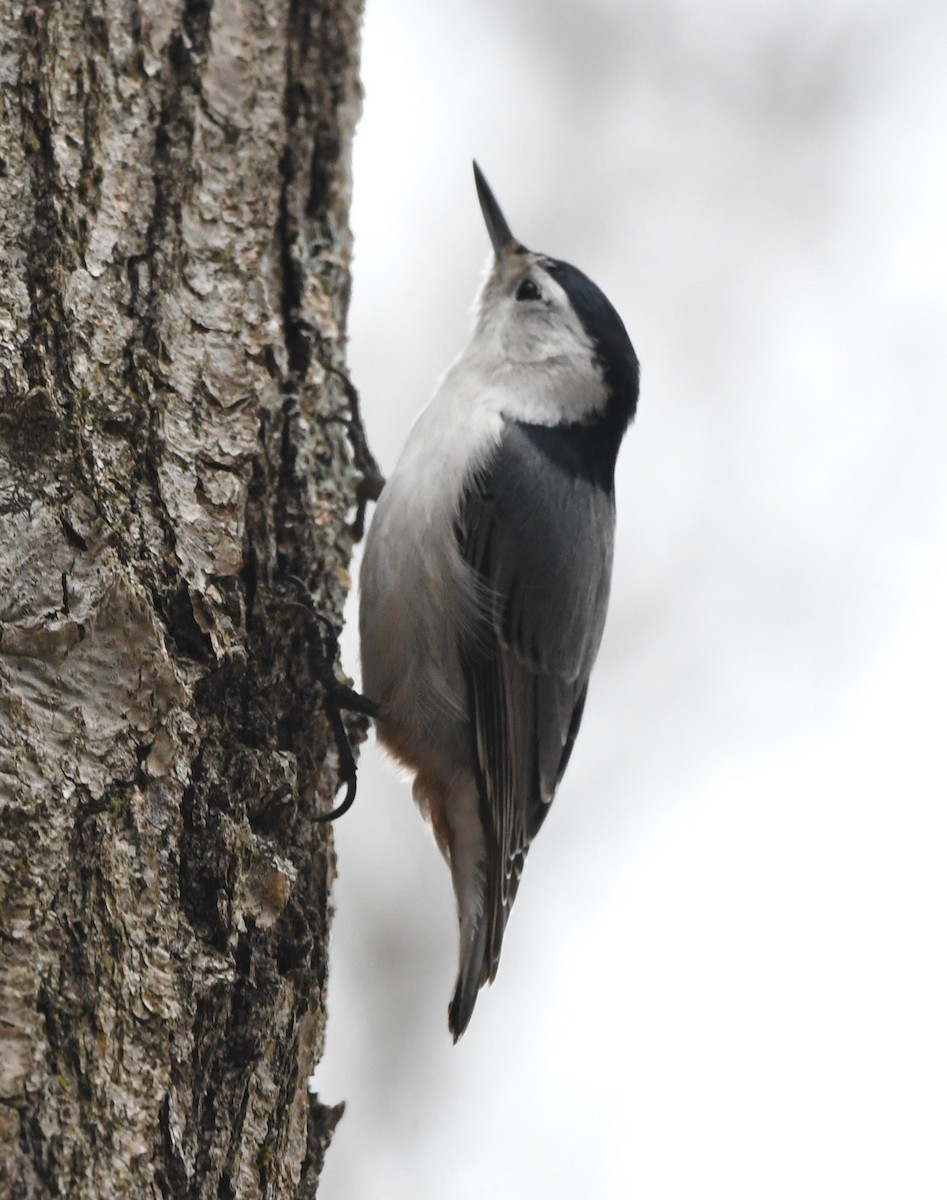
[{"x1": 457, "y1": 420, "x2": 615, "y2": 981}]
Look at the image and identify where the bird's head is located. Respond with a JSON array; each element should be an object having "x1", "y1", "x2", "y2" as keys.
[{"x1": 471, "y1": 161, "x2": 639, "y2": 432}]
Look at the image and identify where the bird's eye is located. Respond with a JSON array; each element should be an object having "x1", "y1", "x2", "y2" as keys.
[{"x1": 515, "y1": 278, "x2": 541, "y2": 302}]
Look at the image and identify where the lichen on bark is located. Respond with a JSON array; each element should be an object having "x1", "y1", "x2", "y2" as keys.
[{"x1": 0, "y1": 1, "x2": 369, "y2": 1196}]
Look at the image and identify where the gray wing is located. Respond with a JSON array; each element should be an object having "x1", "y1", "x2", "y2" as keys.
[{"x1": 456, "y1": 420, "x2": 615, "y2": 980}]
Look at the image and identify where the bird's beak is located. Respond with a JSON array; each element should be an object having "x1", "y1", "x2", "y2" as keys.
[{"x1": 473, "y1": 161, "x2": 520, "y2": 258}]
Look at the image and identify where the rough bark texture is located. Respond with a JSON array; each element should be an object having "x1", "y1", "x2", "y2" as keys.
[{"x1": 0, "y1": 0, "x2": 367, "y2": 1195}]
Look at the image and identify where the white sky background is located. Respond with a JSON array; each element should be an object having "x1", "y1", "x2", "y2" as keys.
[{"x1": 315, "y1": 0, "x2": 947, "y2": 1195}]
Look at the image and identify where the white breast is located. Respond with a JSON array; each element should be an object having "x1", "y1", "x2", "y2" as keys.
[{"x1": 358, "y1": 348, "x2": 503, "y2": 767}]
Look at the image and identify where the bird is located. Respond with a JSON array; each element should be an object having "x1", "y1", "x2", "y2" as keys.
[{"x1": 358, "y1": 162, "x2": 640, "y2": 1039}]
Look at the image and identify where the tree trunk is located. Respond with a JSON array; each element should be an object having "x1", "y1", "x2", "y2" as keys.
[{"x1": 0, "y1": 1, "x2": 369, "y2": 1196}]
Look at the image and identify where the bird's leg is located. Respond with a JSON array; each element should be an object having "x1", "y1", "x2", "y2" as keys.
[
  {"x1": 350, "y1": 467, "x2": 385, "y2": 543},
  {"x1": 319, "y1": 361, "x2": 386, "y2": 542},
  {"x1": 276, "y1": 575, "x2": 378, "y2": 822}
]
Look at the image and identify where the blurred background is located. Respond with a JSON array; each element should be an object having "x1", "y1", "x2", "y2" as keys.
[{"x1": 315, "y1": 0, "x2": 947, "y2": 1195}]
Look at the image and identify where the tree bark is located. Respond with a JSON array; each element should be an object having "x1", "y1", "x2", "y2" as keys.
[{"x1": 0, "y1": 0, "x2": 368, "y2": 1195}]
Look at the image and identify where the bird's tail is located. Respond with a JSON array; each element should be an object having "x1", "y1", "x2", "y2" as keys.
[
  {"x1": 448, "y1": 860, "x2": 519, "y2": 1040},
  {"x1": 443, "y1": 783, "x2": 497, "y2": 1041},
  {"x1": 448, "y1": 905, "x2": 490, "y2": 1041},
  {"x1": 418, "y1": 771, "x2": 507, "y2": 1040}
]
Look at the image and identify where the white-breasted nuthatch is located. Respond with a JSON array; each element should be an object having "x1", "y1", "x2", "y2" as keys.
[{"x1": 359, "y1": 163, "x2": 639, "y2": 1039}]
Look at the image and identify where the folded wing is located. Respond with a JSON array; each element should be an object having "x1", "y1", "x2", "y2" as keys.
[{"x1": 456, "y1": 419, "x2": 616, "y2": 984}]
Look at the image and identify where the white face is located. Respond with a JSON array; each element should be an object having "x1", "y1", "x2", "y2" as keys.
[{"x1": 469, "y1": 250, "x2": 609, "y2": 426}]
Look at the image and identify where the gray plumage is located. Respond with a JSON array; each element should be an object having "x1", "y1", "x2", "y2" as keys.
[{"x1": 359, "y1": 164, "x2": 638, "y2": 1039}]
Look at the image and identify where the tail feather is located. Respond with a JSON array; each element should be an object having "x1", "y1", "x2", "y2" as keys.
[
  {"x1": 448, "y1": 869, "x2": 520, "y2": 1039},
  {"x1": 447, "y1": 905, "x2": 490, "y2": 1041},
  {"x1": 431, "y1": 772, "x2": 519, "y2": 1039}
]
